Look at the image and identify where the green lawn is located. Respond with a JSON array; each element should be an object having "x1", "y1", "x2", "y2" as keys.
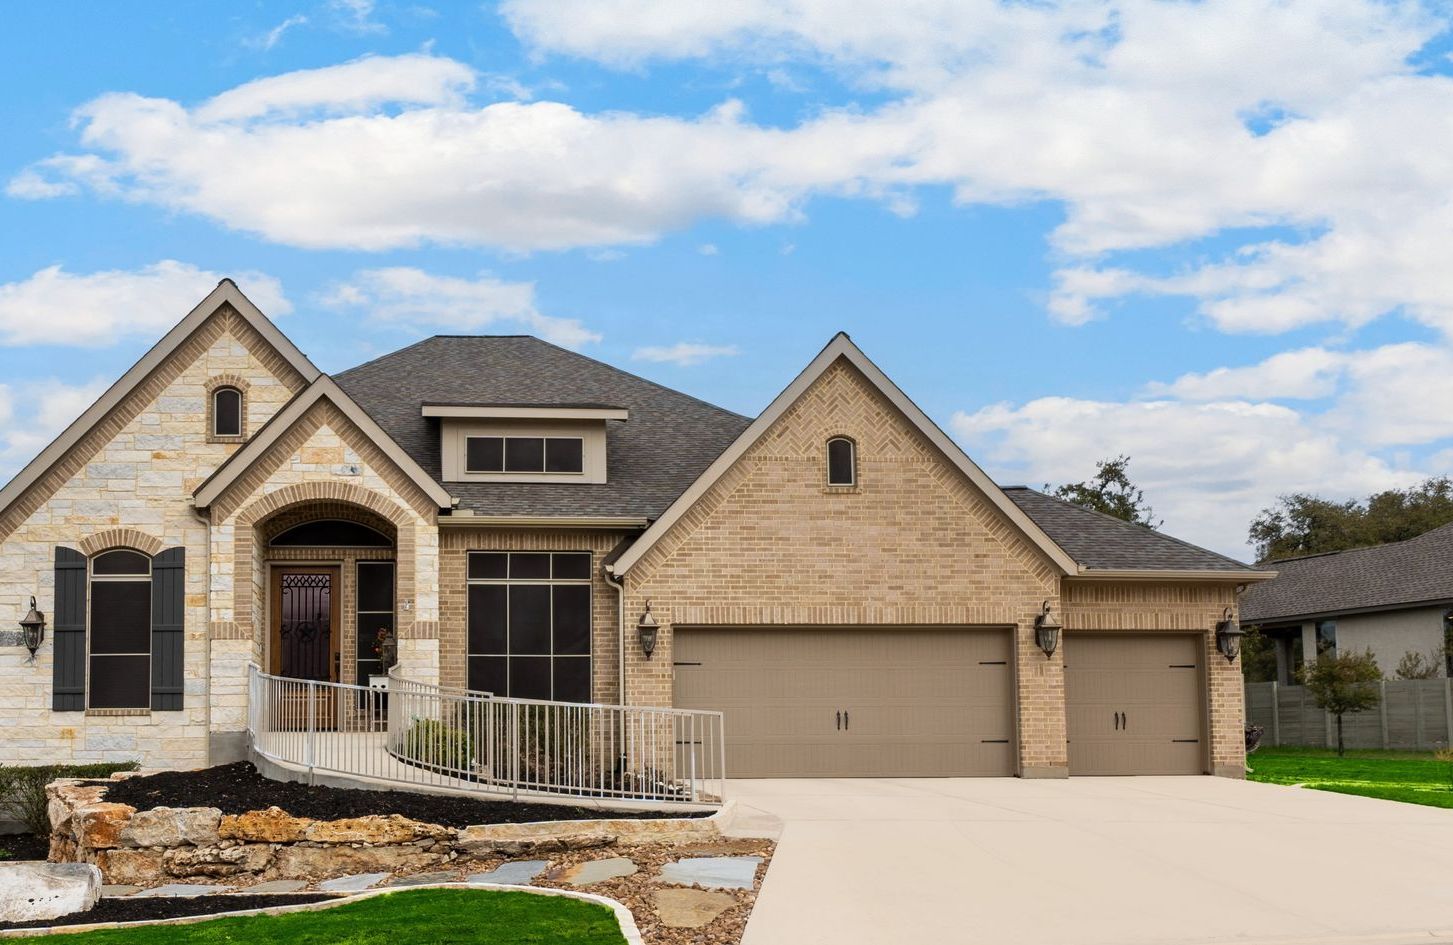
[
  {"x1": 25, "y1": 889, "x2": 628, "y2": 945},
  {"x1": 1248, "y1": 745, "x2": 1453, "y2": 808}
]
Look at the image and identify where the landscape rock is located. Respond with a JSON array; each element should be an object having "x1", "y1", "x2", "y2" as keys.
[
  {"x1": 243, "y1": 879, "x2": 307, "y2": 893},
  {"x1": 466, "y1": 859, "x2": 549, "y2": 885},
  {"x1": 0, "y1": 862, "x2": 101, "y2": 923},
  {"x1": 100, "y1": 884, "x2": 142, "y2": 898},
  {"x1": 555, "y1": 857, "x2": 637, "y2": 886},
  {"x1": 456, "y1": 823, "x2": 617, "y2": 856},
  {"x1": 302, "y1": 814, "x2": 450, "y2": 845},
  {"x1": 318, "y1": 872, "x2": 391, "y2": 892},
  {"x1": 218, "y1": 807, "x2": 313, "y2": 843},
  {"x1": 658, "y1": 855, "x2": 762, "y2": 890},
  {"x1": 164, "y1": 844, "x2": 275, "y2": 878},
  {"x1": 74, "y1": 803, "x2": 136, "y2": 849},
  {"x1": 121, "y1": 807, "x2": 222, "y2": 848},
  {"x1": 94, "y1": 849, "x2": 165, "y2": 886},
  {"x1": 132, "y1": 883, "x2": 231, "y2": 898},
  {"x1": 270, "y1": 843, "x2": 442, "y2": 880},
  {"x1": 653, "y1": 888, "x2": 736, "y2": 929},
  {"x1": 386, "y1": 871, "x2": 459, "y2": 886}
]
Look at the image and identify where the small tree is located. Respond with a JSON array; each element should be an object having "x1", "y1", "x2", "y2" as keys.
[
  {"x1": 1049, "y1": 455, "x2": 1161, "y2": 528},
  {"x1": 1395, "y1": 649, "x2": 1442, "y2": 680},
  {"x1": 1299, "y1": 649, "x2": 1382, "y2": 756}
]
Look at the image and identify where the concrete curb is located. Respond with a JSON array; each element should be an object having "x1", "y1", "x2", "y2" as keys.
[{"x1": 0, "y1": 884, "x2": 645, "y2": 944}]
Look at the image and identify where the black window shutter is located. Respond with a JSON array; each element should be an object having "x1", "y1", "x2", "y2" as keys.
[
  {"x1": 52, "y1": 547, "x2": 87, "y2": 711},
  {"x1": 150, "y1": 547, "x2": 185, "y2": 711}
]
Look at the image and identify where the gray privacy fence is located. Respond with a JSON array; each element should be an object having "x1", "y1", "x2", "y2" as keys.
[{"x1": 1245, "y1": 679, "x2": 1453, "y2": 750}]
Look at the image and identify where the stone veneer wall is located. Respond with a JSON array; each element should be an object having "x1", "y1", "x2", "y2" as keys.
[
  {"x1": 0, "y1": 308, "x2": 305, "y2": 769},
  {"x1": 619, "y1": 358, "x2": 1072, "y2": 776},
  {"x1": 204, "y1": 403, "x2": 443, "y2": 759},
  {"x1": 437, "y1": 528, "x2": 635, "y2": 703},
  {"x1": 1062, "y1": 579, "x2": 1246, "y2": 777}
]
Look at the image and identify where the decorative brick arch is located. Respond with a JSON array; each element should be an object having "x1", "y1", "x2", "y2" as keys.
[
  {"x1": 78, "y1": 528, "x2": 165, "y2": 557},
  {"x1": 229, "y1": 480, "x2": 421, "y2": 654}
]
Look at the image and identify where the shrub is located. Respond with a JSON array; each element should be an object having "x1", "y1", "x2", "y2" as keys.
[
  {"x1": 1299, "y1": 649, "x2": 1382, "y2": 757},
  {"x1": 401, "y1": 719, "x2": 473, "y2": 772},
  {"x1": 1395, "y1": 649, "x2": 1443, "y2": 679},
  {"x1": 0, "y1": 761, "x2": 140, "y2": 836}
]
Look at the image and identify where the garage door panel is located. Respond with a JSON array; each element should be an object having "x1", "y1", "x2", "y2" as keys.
[
  {"x1": 674, "y1": 627, "x2": 1014, "y2": 778},
  {"x1": 1065, "y1": 633, "x2": 1206, "y2": 776}
]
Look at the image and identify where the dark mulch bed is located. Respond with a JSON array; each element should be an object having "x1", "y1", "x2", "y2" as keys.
[
  {"x1": 0, "y1": 832, "x2": 49, "y2": 861},
  {"x1": 98, "y1": 762, "x2": 710, "y2": 828},
  {"x1": 0, "y1": 893, "x2": 337, "y2": 930}
]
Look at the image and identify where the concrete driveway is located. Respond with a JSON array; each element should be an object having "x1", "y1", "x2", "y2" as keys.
[{"x1": 729, "y1": 776, "x2": 1453, "y2": 945}]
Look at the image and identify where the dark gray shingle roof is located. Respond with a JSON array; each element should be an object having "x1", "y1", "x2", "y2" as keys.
[
  {"x1": 1240, "y1": 523, "x2": 1453, "y2": 624},
  {"x1": 1002, "y1": 487, "x2": 1260, "y2": 573},
  {"x1": 334, "y1": 336, "x2": 751, "y2": 520}
]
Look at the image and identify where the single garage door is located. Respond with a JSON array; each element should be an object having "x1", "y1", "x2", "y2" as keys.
[
  {"x1": 1065, "y1": 633, "x2": 1206, "y2": 776},
  {"x1": 673, "y1": 627, "x2": 1014, "y2": 778}
]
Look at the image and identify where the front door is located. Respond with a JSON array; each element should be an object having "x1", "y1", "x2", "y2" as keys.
[{"x1": 269, "y1": 567, "x2": 341, "y2": 729}]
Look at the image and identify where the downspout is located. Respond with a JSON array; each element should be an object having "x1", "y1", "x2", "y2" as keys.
[
  {"x1": 603, "y1": 563, "x2": 628, "y2": 779},
  {"x1": 191, "y1": 504, "x2": 214, "y2": 764}
]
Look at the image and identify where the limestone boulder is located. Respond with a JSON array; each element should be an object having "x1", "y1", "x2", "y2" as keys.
[
  {"x1": 302, "y1": 815, "x2": 451, "y2": 845},
  {"x1": 95, "y1": 848, "x2": 165, "y2": 886},
  {"x1": 74, "y1": 803, "x2": 136, "y2": 850},
  {"x1": 219, "y1": 807, "x2": 313, "y2": 843},
  {"x1": 164, "y1": 844, "x2": 274, "y2": 878},
  {"x1": 457, "y1": 823, "x2": 617, "y2": 857},
  {"x1": 269, "y1": 844, "x2": 443, "y2": 880},
  {"x1": 0, "y1": 862, "x2": 101, "y2": 923},
  {"x1": 654, "y1": 888, "x2": 736, "y2": 929},
  {"x1": 120, "y1": 807, "x2": 222, "y2": 848}
]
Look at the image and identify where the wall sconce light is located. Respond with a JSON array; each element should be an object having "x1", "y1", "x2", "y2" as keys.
[
  {"x1": 1215, "y1": 607, "x2": 1243, "y2": 663},
  {"x1": 637, "y1": 600, "x2": 659, "y2": 660},
  {"x1": 1034, "y1": 600, "x2": 1062, "y2": 658},
  {"x1": 19, "y1": 596, "x2": 45, "y2": 663}
]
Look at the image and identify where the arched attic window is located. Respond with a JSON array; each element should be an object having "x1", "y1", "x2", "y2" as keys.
[
  {"x1": 826, "y1": 436, "x2": 857, "y2": 487},
  {"x1": 212, "y1": 386, "x2": 243, "y2": 438}
]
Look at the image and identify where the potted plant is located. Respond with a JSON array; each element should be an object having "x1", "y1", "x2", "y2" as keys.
[{"x1": 369, "y1": 627, "x2": 397, "y2": 689}]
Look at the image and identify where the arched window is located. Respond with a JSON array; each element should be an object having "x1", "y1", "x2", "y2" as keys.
[
  {"x1": 826, "y1": 436, "x2": 856, "y2": 487},
  {"x1": 89, "y1": 549, "x2": 152, "y2": 709},
  {"x1": 212, "y1": 386, "x2": 243, "y2": 438}
]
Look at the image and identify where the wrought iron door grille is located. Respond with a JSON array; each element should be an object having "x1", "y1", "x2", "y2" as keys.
[{"x1": 280, "y1": 573, "x2": 333, "y2": 681}]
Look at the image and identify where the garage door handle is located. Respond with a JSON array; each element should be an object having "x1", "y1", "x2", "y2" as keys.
[
  {"x1": 836, "y1": 710, "x2": 841, "y2": 731},
  {"x1": 844, "y1": 710, "x2": 849, "y2": 731},
  {"x1": 1113, "y1": 711, "x2": 1120, "y2": 730},
  {"x1": 1122, "y1": 712, "x2": 1128, "y2": 731}
]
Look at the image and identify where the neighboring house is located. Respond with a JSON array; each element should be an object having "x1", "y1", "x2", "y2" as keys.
[
  {"x1": 0, "y1": 281, "x2": 1271, "y2": 780},
  {"x1": 1241, "y1": 524, "x2": 1453, "y2": 682}
]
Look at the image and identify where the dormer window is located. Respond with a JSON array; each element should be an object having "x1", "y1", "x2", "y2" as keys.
[
  {"x1": 827, "y1": 436, "x2": 856, "y2": 486},
  {"x1": 465, "y1": 436, "x2": 585, "y2": 474},
  {"x1": 211, "y1": 385, "x2": 244, "y2": 439}
]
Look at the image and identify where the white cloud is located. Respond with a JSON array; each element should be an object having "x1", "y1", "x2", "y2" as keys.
[
  {"x1": 0, "y1": 378, "x2": 111, "y2": 480},
  {"x1": 329, "y1": 0, "x2": 385, "y2": 35},
  {"x1": 10, "y1": 3, "x2": 1453, "y2": 337},
  {"x1": 320, "y1": 267, "x2": 600, "y2": 348},
  {"x1": 953, "y1": 396, "x2": 1424, "y2": 559},
  {"x1": 631, "y1": 342, "x2": 739, "y2": 366},
  {"x1": 1146, "y1": 348, "x2": 1348, "y2": 402},
  {"x1": 246, "y1": 14, "x2": 308, "y2": 51},
  {"x1": 0, "y1": 261, "x2": 290, "y2": 347},
  {"x1": 697, "y1": 243, "x2": 719, "y2": 256}
]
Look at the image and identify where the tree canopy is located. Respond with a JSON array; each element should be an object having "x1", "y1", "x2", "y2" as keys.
[
  {"x1": 1048, "y1": 455, "x2": 1160, "y2": 528},
  {"x1": 1248, "y1": 476, "x2": 1453, "y2": 562}
]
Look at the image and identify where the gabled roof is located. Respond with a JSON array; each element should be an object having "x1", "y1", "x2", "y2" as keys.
[
  {"x1": 609, "y1": 332, "x2": 1082, "y2": 577},
  {"x1": 334, "y1": 336, "x2": 751, "y2": 521},
  {"x1": 193, "y1": 375, "x2": 454, "y2": 511},
  {"x1": 1003, "y1": 487, "x2": 1269, "y2": 578},
  {"x1": 1240, "y1": 523, "x2": 1453, "y2": 624},
  {"x1": 0, "y1": 280, "x2": 320, "y2": 521}
]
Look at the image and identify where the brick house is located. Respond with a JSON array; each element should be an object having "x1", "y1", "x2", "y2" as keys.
[{"x1": 0, "y1": 281, "x2": 1270, "y2": 779}]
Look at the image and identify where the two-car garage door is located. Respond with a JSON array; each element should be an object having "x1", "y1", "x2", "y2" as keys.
[
  {"x1": 673, "y1": 628, "x2": 1207, "y2": 778},
  {"x1": 673, "y1": 627, "x2": 1015, "y2": 778}
]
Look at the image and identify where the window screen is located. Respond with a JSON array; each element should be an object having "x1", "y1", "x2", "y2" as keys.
[
  {"x1": 213, "y1": 387, "x2": 242, "y2": 437},
  {"x1": 355, "y1": 560, "x2": 396, "y2": 682},
  {"x1": 465, "y1": 436, "x2": 584, "y2": 474},
  {"x1": 89, "y1": 552, "x2": 152, "y2": 709},
  {"x1": 467, "y1": 551, "x2": 593, "y2": 702}
]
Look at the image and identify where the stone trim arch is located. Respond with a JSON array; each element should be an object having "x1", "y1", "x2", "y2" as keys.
[
  {"x1": 205, "y1": 373, "x2": 252, "y2": 394},
  {"x1": 78, "y1": 528, "x2": 165, "y2": 558},
  {"x1": 236, "y1": 481, "x2": 412, "y2": 529}
]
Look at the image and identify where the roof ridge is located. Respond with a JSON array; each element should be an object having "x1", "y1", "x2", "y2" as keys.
[
  {"x1": 1015, "y1": 486, "x2": 1257, "y2": 571},
  {"x1": 1260, "y1": 519, "x2": 1453, "y2": 566}
]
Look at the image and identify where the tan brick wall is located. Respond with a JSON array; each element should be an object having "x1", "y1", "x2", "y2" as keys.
[
  {"x1": 0, "y1": 310, "x2": 304, "y2": 769},
  {"x1": 438, "y1": 528, "x2": 635, "y2": 703},
  {"x1": 1062, "y1": 579, "x2": 1246, "y2": 776},
  {"x1": 621, "y1": 358, "x2": 1071, "y2": 774}
]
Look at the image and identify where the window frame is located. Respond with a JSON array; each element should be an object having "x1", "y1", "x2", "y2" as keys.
[
  {"x1": 1315, "y1": 619, "x2": 1337, "y2": 657},
  {"x1": 466, "y1": 551, "x2": 593, "y2": 702},
  {"x1": 826, "y1": 436, "x2": 857, "y2": 487},
  {"x1": 207, "y1": 383, "x2": 246, "y2": 442},
  {"x1": 464, "y1": 435, "x2": 586, "y2": 475},
  {"x1": 87, "y1": 549, "x2": 152, "y2": 711}
]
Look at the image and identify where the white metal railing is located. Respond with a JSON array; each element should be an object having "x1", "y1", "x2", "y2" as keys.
[{"x1": 247, "y1": 665, "x2": 725, "y2": 807}]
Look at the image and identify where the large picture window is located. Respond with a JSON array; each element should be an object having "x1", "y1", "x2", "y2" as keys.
[
  {"x1": 89, "y1": 549, "x2": 151, "y2": 709},
  {"x1": 467, "y1": 551, "x2": 592, "y2": 702}
]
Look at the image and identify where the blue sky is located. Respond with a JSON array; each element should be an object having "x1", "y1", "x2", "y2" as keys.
[{"x1": 3, "y1": 0, "x2": 1453, "y2": 558}]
